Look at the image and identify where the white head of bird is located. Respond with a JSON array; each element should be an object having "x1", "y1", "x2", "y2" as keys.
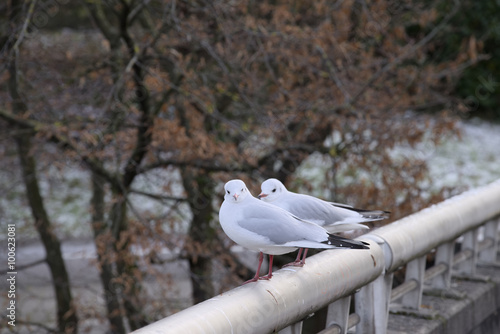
[
  {"x1": 224, "y1": 179, "x2": 250, "y2": 203},
  {"x1": 259, "y1": 178, "x2": 287, "y2": 202}
]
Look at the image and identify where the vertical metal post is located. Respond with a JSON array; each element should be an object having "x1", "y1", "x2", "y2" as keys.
[
  {"x1": 401, "y1": 256, "x2": 426, "y2": 309},
  {"x1": 325, "y1": 296, "x2": 351, "y2": 334},
  {"x1": 479, "y1": 218, "x2": 499, "y2": 263},
  {"x1": 278, "y1": 321, "x2": 303, "y2": 334},
  {"x1": 355, "y1": 272, "x2": 393, "y2": 334},
  {"x1": 430, "y1": 241, "x2": 455, "y2": 289},
  {"x1": 456, "y1": 228, "x2": 479, "y2": 275}
]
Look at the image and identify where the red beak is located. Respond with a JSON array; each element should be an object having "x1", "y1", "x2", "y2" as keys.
[{"x1": 258, "y1": 193, "x2": 267, "y2": 199}]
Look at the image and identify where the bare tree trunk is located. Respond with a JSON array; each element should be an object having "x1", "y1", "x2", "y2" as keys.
[
  {"x1": 110, "y1": 192, "x2": 149, "y2": 330},
  {"x1": 84, "y1": 3, "x2": 153, "y2": 328},
  {"x1": 5, "y1": 4, "x2": 78, "y2": 329},
  {"x1": 16, "y1": 135, "x2": 78, "y2": 333},
  {"x1": 90, "y1": 172, "x2": 126, "y2": 334},
  {"x1": 182, "y1": 170, "x2": 217, "y2": 304}
]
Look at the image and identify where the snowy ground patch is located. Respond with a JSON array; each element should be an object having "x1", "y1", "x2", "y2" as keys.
[
  {"x1": 295, "y1": 118, "x2": 500, "y2": 201},
  {"x1": 425, "y1": 118, "x2": 500, "y2": 192}
]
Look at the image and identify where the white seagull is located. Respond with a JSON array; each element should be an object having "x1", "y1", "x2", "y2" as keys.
[
  {"x1": 259, "y1": 178, "x2": 389, "y2": 266},
  {"x1": 219, "y1": 179, "x2": 369, "y2": 283}
]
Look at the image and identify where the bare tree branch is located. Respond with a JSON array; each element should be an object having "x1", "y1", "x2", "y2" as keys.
[
  {"x1": 140, "y1": 158, "x2": 254, "y2": 174},
  {"x1": 432, "y1": 54, "x2": 491, "y2": 79},
  {"x1": 9, "y1": 0, "x2": 37, "y2": 58},
  {"x1": 342, "y1": 0, "x2": 461, "y2": 110},
  {"x1": 129, "y1": 188, "x2": 187, "y2": 202},
  {"x1": 315, "y1": 44, "x2": 351, "y2": 100},
  {"x1": 0, "y1": 108, "x2": 123, "y2": 189},
  {"x1": 16, "y1": 320, "x2": 58, "y2": 334},
  {"x1": 83, "y1": 0, "x2": 120, "y2": 44},
  {"x1": 0, "y1": 258, "x2": 45, "y2": 272}
]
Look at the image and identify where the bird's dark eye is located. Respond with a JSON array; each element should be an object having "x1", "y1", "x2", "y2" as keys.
[
  {"x1": 227, "y1": 190, "x2": 230, "y2": 194},
  {"x1": 241, "y1": 188, "x2": 244, "y2": 192},
  {"x1": 272, "y1": 188, "x2": 276, "y2": 193}
]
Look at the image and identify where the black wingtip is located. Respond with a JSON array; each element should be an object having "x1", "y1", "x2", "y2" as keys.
[
  {"x1": 333, "y1": 204, "x2": 391, "y2": 221},
  {"x1": 323, "y1": 234, "x2": 370, "y2": 249}
]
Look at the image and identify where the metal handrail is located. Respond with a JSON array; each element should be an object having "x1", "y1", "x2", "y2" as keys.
[
  {"x1": 369, "y1": 180, "x2": 500, "y2": 273},
  {"x1": 134, "y1": 241, "x2": 385, "y2": 334},
  {"x1": 133, "y1": 179, "x2": 500, "y2": 334}
]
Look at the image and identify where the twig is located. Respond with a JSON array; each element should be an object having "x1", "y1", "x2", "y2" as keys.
[
  {"x1": 139, "y1": 158, "x2": 254, "y2": 174},
  {"x1": 15, "y1": 319, "x2": 58, "y2": 333},
  {"x1": 315, "y1": 44, "x2": 351, "y2": 100},
  {"x1": 129, "y1": 188, "x2": 187, "y2": 202},
  {"x1": 10, "y1": 0, "x2": 38, "y2": 55},
  {"x1": 127, "y1": 0, "x2": 151, "y2": 26},
  {"x1": 342, "y1": 0, "x2": 461, "y2": 110},
  {"x1": 432, "y1": 54, "x2": 491, "y2": 79},
  {"x1": 0, "y1": 108, "x2": 124, "y2": 190},
  {"x1": 0, "y1": 258, "x2": 46, "y2": 273}
]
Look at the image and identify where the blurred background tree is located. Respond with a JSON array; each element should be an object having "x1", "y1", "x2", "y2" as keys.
[
  {"x1": 444, "y1": 0, "x2": 500, "y2": 119},
  {"x1": 1, "y1": 0, "x2": 498, "y2": 333}
]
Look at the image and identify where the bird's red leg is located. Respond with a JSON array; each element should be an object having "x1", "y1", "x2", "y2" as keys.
[
  {"x1": 295, "y1": 248, "x2": 303, "y2": 262},
  {"x1": 283, "y1": 248, "x2": 306, "y2": 267},
  {"x1": 243, "y1": 252, "x2": 264, "y2": 284},
  {"x1": 299, "y1": 248, "x2": 308, "y2": 265},
  {"x1": 259, "y1": 255, "x2": 274, "y2": 280}
]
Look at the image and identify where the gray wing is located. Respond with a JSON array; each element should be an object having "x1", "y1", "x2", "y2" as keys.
[
  {"x1": 283, "y1": 193, "x2": 354, "y2": 223},
  {"x1": 283, "y1": 193, "x2": 387, "y2": 224},
  {"x1": 238, "y1": 202, "x2": 327, "y2": 245}
]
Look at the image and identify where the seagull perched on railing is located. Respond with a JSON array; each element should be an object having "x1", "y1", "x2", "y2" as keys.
[
  {"x1": 219, "y1": 179, "x2": 369, "y2": 284},
  {"x1": 258, "y1": 178, "x2": 389, "y2": 266}
]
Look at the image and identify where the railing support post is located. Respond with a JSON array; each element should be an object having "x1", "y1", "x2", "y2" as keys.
[
  {"x1": 479, "y1": 218, "x2": 499, "y2": 264},
  {"x1": 429, "y1": 241, "x2": 455, "y2": 289},
  {"x1": 355, "y1": 272, "x2": 393, "y2": 334},
  {"x1": 278, "y1": 321, "x2": 303, "y2": 334},
  {"x1": 401, "y1": 256, "x2": 426, "y2": 309},
  {"x1": 325, "y1": 296, "x2": 351, "y2": 334},
  {"x1": 456, "y1": 229, "x2": 479, "y2": 275}
]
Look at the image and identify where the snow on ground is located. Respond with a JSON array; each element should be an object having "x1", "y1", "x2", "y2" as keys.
[
  {"x1": 296, "y1": 118, "x2": 500, "y2": 201},
  {"x1": 426, "y1": 118, "x2": 500, "y2": 191}
]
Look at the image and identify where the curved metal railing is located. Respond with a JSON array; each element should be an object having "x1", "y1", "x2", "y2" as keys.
[{"x1": 133, "y1": 179, "x2": 500, "y2": 334}]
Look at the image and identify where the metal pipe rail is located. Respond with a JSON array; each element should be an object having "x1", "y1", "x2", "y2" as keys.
[
  {"x1": 134, "y1": 242, "x2": 385, "y2": 334},
  {"x1": 133, "y1": 179, "x2": 500, "y2": 334}
]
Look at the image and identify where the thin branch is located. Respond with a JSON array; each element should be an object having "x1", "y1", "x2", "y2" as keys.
[
  {"x1": 128, "y1": 0, "x2": 151, "y2": 26},
  {"x1": 254, "y1": 30, "x2": 292, "y2": 101},
  {"x1": 118, "y1": 4, "x2": 156, "y2": 189},
  {"x1": 16, "y1": 320, "x2": 58, "y2": 333},
  {"x1": 0, "y1": 258, "x2": 46, "y2": 272},
  {"x1": 124, "y1": 194, "x2": 189, "y2": 252},
  {"x1": 124, "y1": 52, "x2": 139, "y2": 73},
  {"x1": 10, "y1": 0, "x2": 38, "y2": 55},
  {"x1": 0, "y1": 108, "x2": 33, "y2": 129},
  {"x1": 432, "y1": 54, "x2": 491, "y2": 79},
  {"x1": 129, "y1": 188, "x2": 187, "y2": 202},
  {"x1": 140, "y1": 158, "x2": 254, "y2": 174},
  {"x1": 83, "y1": 0, "x2": 120, "y2": 43},
  {"x1": 0, "y1": 109, "x2": 123, "y2": 189},
  {"x1": 341, "y1": 0, "x2": 461, "y2": 110},
  {"x1": 200, "y1": 39, "x2": 258, "y2": 111},
  {"x1": 315, "y1": 44, "x2": 351, "y2": 100},
  {"x1": 135, "y1": 55, "x2": 252, "y2": 141}
]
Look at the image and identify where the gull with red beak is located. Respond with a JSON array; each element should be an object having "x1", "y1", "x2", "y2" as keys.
[
  {"x1": 219, "y1": 179, "x2": 369, "y2": 284},
  {"x1": 258, "y1": 178, "x2": 389, "y2": 266}
]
